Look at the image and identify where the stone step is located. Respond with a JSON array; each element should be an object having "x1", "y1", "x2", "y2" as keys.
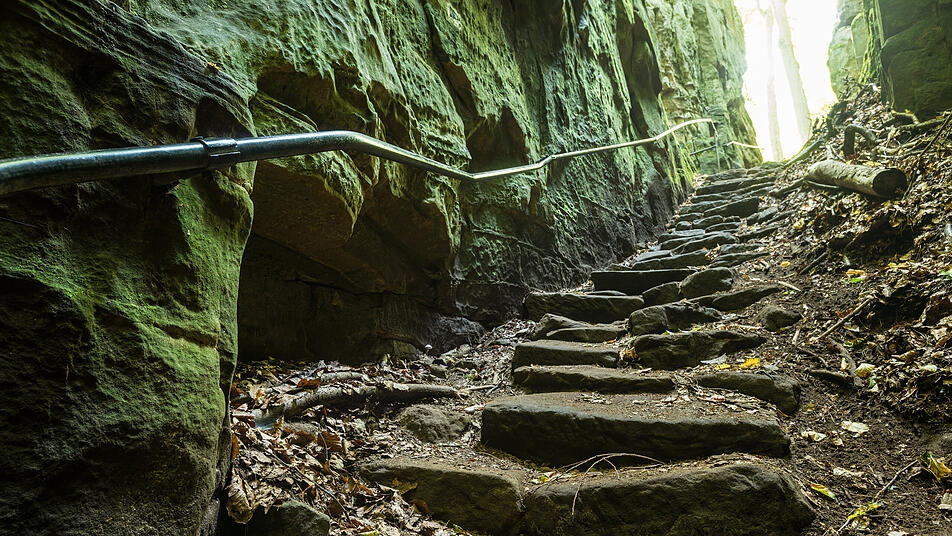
[
  {"x1": 512, "y1": 365, "x2": 675, "y2": 394},
  {"x1": 628, "y1": 302, "x2": 722, "y2": 336},
  {"x1": 630, "y1": 330, "x2": 765, "y2": 369},
  {"x1": 361, "y1": 458, "x2": 524, "y2": 535},
  {"x1": 522, "y1": 463, "x2": 814, "y2": 536},
  {"x1": 694, "y1": 284, "x2": 783, "y2": 311},
  {"x1": 480, "y1": 392, "x2": 790, "y2": 466},
  {"x1": 642, "y1": 281, "x2": 681, "y2": 306},
  {"x1": 747, "y1": 205, "x2": 779, "y2": 225},
  {"x1": 657, "y1": 228, "x2": 706, "y2": 242},
  {"x1": 513, "y1": 364, "x2": 800, "y2": 413},
  {"x1": 524, "y1": 292, "x2": 644, "y2": 323},
  {"x1": 529, "y1": 314, "x2": 626, "y2": 343},
  {"x1": 702, "y1": 168, "x2": 750, "y2": 182},
  {"x1": 677, "y1": 267, "x2": 734, "y2": 298},
  {"x1": 512, "y1": 340, "x2": 619, "y2": 369},
  {"x1": 705, "y1": 221, "x2": 742, "y2": 233},
  {"x1": 695, "y1": 175, "x2": 774, "y2": 196},
  {"x1": 670, "y1": 232, "x2": 738, "y2": 255},
  {"x1": 719, "y1": 242, "x2": 766, "y2": 254},
  {"x1": 710, "y1": 251, "x2": 769, "y2": 268},
  {"x1": 590, "y1": 269, "x2": 695, "y2": 295},
  {"x1": 632, "y1": 249, "x2": 673, "y2": 262},
  {"x1": 694, "y1": 196, "x2": 761, "y2": 219},
  {"x1": 698, "y1": 371, "x2": 801, "y2": 414},
  {"x1": 626, "y1": 252, "x2": 710, "y2": 271},
  {"x1": 738, "y1": 223, "x2": 782, "y2": 241}
]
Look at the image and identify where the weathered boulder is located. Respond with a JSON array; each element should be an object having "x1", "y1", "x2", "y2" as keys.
[
  {"x1": 875, "y1": 0, "x2": 952, "y2": 117},
  {"x1": 628, "y1": 302, "x2": 721, "y2": 336},
  {"x1": 759, "y1": 305, "x2": 803, "y2": 331},
  {"x1": 643, "y1": 281, "x2": 683, "y2": 306},
  {"x1": 398, "y1": 405, "x2": 471, "y2": 443},
  {"x1": 828, "y1": 0, "x2": 868, "y2": 99}
]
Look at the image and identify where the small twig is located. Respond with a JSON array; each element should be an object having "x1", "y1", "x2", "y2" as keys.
[
  {"x1": 461, "y1": 384, "x2": 495, "y2": 392},
  {"x1": 774, "y1": 280, "x2": 802, "y2": 292},
  {"x1": 872, "y1": 460, "x2": 917, "y2": 501},
  {"x1": 813, "y1": 297, "x2": 875, "y2": 341},
  {"x1": 835, "y1": 460, "x2": 917, "y2": 533},
  {"x1": 798, "y1": 251, "x2": 828, "y2": 276}
]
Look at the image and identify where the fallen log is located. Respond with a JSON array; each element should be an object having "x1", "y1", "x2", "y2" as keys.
[
  {"x1": 254, "y1": 381, "x2": 458, "y2": 426},
  {"x1": 806, "y1": 160, "x2": 907, "y2": 198}
]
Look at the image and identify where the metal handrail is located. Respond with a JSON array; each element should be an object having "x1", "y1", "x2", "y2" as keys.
[{"x1": 0, "y1": 118, "x2": 715, "y2": 197}]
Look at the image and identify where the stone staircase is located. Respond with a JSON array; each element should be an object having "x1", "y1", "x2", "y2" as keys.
[{"x1": 364, "y1": 168, "x2": 816, "y2": 535}]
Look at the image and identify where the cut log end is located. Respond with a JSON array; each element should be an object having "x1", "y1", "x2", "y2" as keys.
[{"x1": 871, "y1": 168, "x2": 908, "y2": 198}]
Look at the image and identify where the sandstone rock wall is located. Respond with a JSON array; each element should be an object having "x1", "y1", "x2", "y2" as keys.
[
  {"x1": 129, "y1": 0, "x2": 694, "y2": 363},
  {"x1": 828, "y1": 0, "x2": 870, "y2": 99},
  {"x1": 646, "y1": 0, "x2": 762, "y2": 170},
  {"x1": 0, "y1": 2, "x2": 252, "y2": 533},
  {"x1": 876, "y1": 0, "x2": 952, "y2": 117},
  {"x1": 0, "y1": 0, "x2": 755, "y2": 532},
  {"x1": 841, "y1": 0, "x2": 952, "y2": 117}
]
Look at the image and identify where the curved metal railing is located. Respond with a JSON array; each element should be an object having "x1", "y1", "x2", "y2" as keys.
[{"x1": 0, "y1": 118, "x2": 716, "y2": 197}]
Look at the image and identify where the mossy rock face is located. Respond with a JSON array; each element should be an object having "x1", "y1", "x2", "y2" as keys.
[
  {"x1": 876, "y1": 0, "x2": 952, "y2": 117},
  {"x1": 127, "y1": 0, "x2": 699, "y2": 361},
  {"x1": 0, "y1": 0, "x2": 756, "y2": 531},
  {"x1": 0, "y1": 2, "x2": 252, "y2": 534}
]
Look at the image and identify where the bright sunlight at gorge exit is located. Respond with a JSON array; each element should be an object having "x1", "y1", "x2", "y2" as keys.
[{"x1": 734, "y1": 0, "x2": 838, "y2": 160}]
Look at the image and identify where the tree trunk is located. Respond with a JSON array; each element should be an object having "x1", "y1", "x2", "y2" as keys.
[
  {"x1": 765, "y1": 6, "x2": 784, "y2": 160},
  {"x1": 806, "y1": 160, "x2": 907, "y2": 198},
  {"x1": 770, "y1": 0, "x2": 812, "y2": 143}
]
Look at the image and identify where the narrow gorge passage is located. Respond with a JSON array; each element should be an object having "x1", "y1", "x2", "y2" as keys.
[{"x1": 230, "y1": 100, "x2": 952, "y2": 535}]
